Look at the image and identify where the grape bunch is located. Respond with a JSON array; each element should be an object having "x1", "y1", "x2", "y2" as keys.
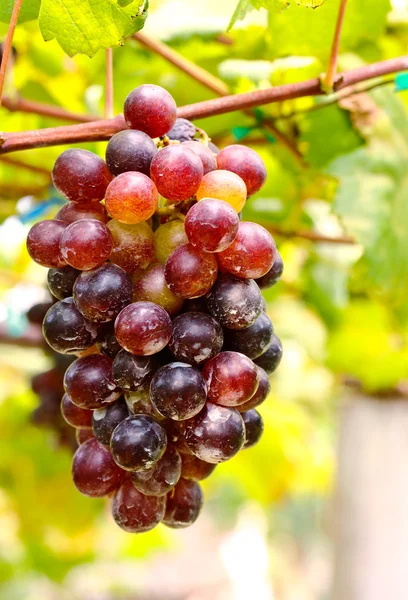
[{"x1": 26, "y1": 84, "x2": 283, "y2": 533}]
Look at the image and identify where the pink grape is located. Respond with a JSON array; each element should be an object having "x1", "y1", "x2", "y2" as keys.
[
  {"x1": 124, "y1": 84, "x2": 177, "y2": 138},
  {"x1": 52, "y1": 149, "x2": 113, "y2": 203},
  {"x1": 217, "y1": 144, "x2": 267, "y2": 195},
  {"x1": 60, "y1": 219, "x2": 113, "y2": 271},
  {"x1": 26, "y1": 220, "x2": 67, "y2": 268},
  {"x1": 185, "y1": 198, "x2": 239, "y2": 253},
  {"x1": 115, "y1": 302, "x2": 172, "y2": 356},
  {"x1": 164, "y1": 244, "x2": 218, "y2": 298},
  {"x1": 150, "y1": 145, "x2": 203, "y2": 202}
]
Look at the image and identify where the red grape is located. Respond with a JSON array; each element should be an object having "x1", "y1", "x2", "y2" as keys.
[
  {"x1": 115, "y1": 302, "x2": 172, "y2": 356},
  {"x1": 60, "y1": 219, "x2": 113, "y2": 271},
  {"x1": 181, "y1": 453, "x2": 216, "y2": 481},
  {"x1": 106, "y1": 129, "x2": 158, "y2": 176},
  {"x1": 92, "y1": 398, "x2": 129, "y2": 446},
  {"x1": 150, "y1": 363, "x2": 207, "y2": 421},
  {"x1": 52, "y1": 149, "x2": 113, "y2": 203},
  {"x1": 112, "y1": 350, "x2": 159, "y2": 391},
  {"x1": 107, "y1": 220, "x2": 155, "y2": 274},
  {"x1": 163, "y1": 479, "x2": 203, "y2": 529},
  {"x1": 64, "y1": 354, "x2": 122, "y2": 409},
  {"x1": 150, "y1": 145, "x2": 203, "y2": 202},
  {"x1": 76, "y1": 428, "x2": 95, "y2": 445},
  {"x1": 223, "y1": 311, "x2": 274, "y2": 359},
  {"x1": 185, "y1": 198, "x2": 239, "y2": 253},
  {"x1": 110, "y1": 414, "x2": 167, "y2": 471},
  {"x1": 196, "y1": 170, "x2": 247, "y2": 213},
  {"x1": 202, "y1": 351, "x2": 260, "y2": 407},
  {"x1": 154, "y1": 220, "x2": 188, "y2": 264},
  {"x1": 73, "y1": 264, "x2": 133, "y2": 323},
  {"x1": 242, "y1": 409, "x2": 264, "y2": 449},
  {"x1": 72, "y1": 438, "x2": 123, "y2": 497},
  {"x1": 237, "y1": 366, "x2": 270, "y2": 412},
  {"x1": 47, "y1": 266, "x2": 80, "y2": 300},
  {"x1": 42, "y1": 297, "x2": 98, "y2": 354},
  {"x1": 124, "y1": 84, "x2": 177, "y2": 138},
  {"x1": 256, "y1": 251, "x2": 284, "y2": 288},
  {"x1": 169, "y1": 312, "x2": 223, "y2": 366},
  {"x1": 111, "y1": 477, "x2": 166, "y2": 533},
  {"x1": 254, "y1": 334, "x2": 283, "y2": 374},
  {"x1": 131, "y1": 446, "x2": 182, "y2": 496},
  {"x1": 207, "y1": 274, "x2": 263, "y2": 330},
  {"x1": 55, "y1": 201, "x2": 108, "y2": 224},
  {"x1": 182, "y1": 141, "x2": 217, "y2": 174},
  {"x1": 26, "y1": 220, "x2": 67, "y2": 268},
  {"x1": 105, "y1": 172, "x2": 159, "y2": 225},
  {"x1": 164, "y1": 244, "x2": 218, "y2": 298},
  {"x1": 133, "y1": 263, "x2": 184, "y2": 316},
  {"x1": 61, "y1": 393, "x2": 92, "y2": 429},
  {"x1": 216, "y1": 145, "x2": 267, "y2": 195},
  {"x1": 218, "y1": 222, "x2": 276, "y2": 279}
]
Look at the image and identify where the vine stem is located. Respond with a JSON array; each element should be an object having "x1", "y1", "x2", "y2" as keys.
[
  {"x1": 0, "y1": 0, "x2": 24, "y2": 106},
  {"x1": 2, "y1": 94, "x2": 98, "y2": 122},
  {"x1": 322, "y1": 0, "x2": 348, "y2": 92},
  {"x1": 0, "y1": 56, "x2": 407, "y2": 154},
  {"x1": 105, "y1": 48, "x2": 114, "y2": 119}
]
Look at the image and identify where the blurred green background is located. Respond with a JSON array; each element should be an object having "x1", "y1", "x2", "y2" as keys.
[{"x1": 1, "y1": 0, "x2": 408, "y2": 597}]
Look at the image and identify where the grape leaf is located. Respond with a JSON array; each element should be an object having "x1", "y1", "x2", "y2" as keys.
[
  {"x1": 38, "y1": 0, "x2": 148, "y2": 57},
  {"x1": 228, "y1": 0, "x2": 254, "y2": 30},
  {"x1": 0, "y1": 0, "x2": 41, "y2": 24}
]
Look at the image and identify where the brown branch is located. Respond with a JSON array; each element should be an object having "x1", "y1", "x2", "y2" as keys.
[
  {"x1": 0, "y1": 155, "x2": 51, "y2": 176},
  {"x1": 322, "y1": 0, "x2": 348, "y2": 92},
  {"x1": 0, "y1": 56, "x2": 407, "y2": 155},
  {"x1": 263, "y1": 223, "x2": 356, "y2": 244},
  {"x1": 105, "y1": 48, "x2": 114, "y2": 119},
  {"x1": 0, "y1": 323, "x2": 45, "y2": 349},
  {"x1": 0, "y1": 0, "x2": 23, "y2": 105},
  {"x1": 2, "y1": 95, "x2": 98, "y2": 123}
]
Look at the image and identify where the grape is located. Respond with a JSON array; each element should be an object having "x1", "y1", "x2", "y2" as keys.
[
  {"x1": 55, "y1": 201, "x2": 108, "y2": 224},
  {"x1": 150, "y1": 363, "x2": 207, "y2": 421},
  {"x1": 115, "y1": 302, "x2": 172, "y2": 356},
  {"x1": 73, "y1": 264, "x2": 133, "y2": 323},
  {"x1": 131, "y1": 446, "x2": 181, "y2": 496},
  {"x1": 182, "y1": 141, "x2": 217, "y2": 175},
  {"x1": 60, "y1": 219, "x2": 113, "y2": 271},
  {"x1": 202, "y1": 351, "x2": 260, "y2": 407},
  {"x1": 112, "y1": 350, "x2": 159, "y2": 391},
  {"x1": 92, "y1": 398, "x2": 129, "y2": 445},
  {"x1": 76, "y1": 428, "x2": 95, "y2": 445},
  {"x1": 163, "y1": 479, "x2": 203, "y2": 529},
  {"x1": 184, "y1": 402, "x2": 245, "y2": 464},
  {"x1": 154, "y1": 220, "x2": 188, "y2": 264},
  {"x1": 168, "y1": 118, "x2": 196, "y2": 142},
  {"x1": 181, "y1": 453, "x2": 216, "y2": 481},
  {"x1": 196, "y1": 170, "x2": 247, "y2": 213},
  {"x1": 105, "y1": 172, "x2": 159, "y2": 225},
  {"x1": 124, "y1": 84, "x2": 177, "y2": 138},
  {"x1": 72, "y1": 438, "x2": 123, "y2": 497},
  {"x1": 242, "y1": 410, "x2": 264, "y2": 449},
  {"x1": 111, "y1": 477, "x2": 166, "y2": 533},
  {"x1": 181, "y1": 298, "x2": 208, "y2": 314},
  {"x1": 216, "y1": 145, "x2": 267, "y2": 196},
  {"x1": 184, "y1": 198, "x2": 239, "y2": 253},
  {"x1": 207, "y1": 274, "x2": 263, "y2": 330},
  {"x1": 150, "y1": 146, "x2": 204, "y2": 202},
  {"x1": 26, "y1": 220, "x2": 67, "y2": 268},
  {"x1": 133, "y1": 263, "x2": 184, "y2": 316},
  {"x1": 164, "y1": 420, "x2": 194, "y2": 456},
  {"x1": 96, "y1": 321, "x2": 122, "y2": 358},
  {"x1": 52, "y1": 149, "x2": 113, "y2": 203},
  {"x1": 218, "y1": 222, "x2": 276, "y2": 279},
  {"x1": 106, "y1": 130, "x2": 158, "y2": 176},
  {"x1": 169, "y1": 312, "x2": 223, "y2": 366},
  {"x1": 61, "y1": 393, "x2": 92, "y2": 429},
  {"x1": 164, "y1": 244, "x2": 218, "y2": 298},
  {"x1": 256, "y1": 251, "x2": 284, "y2": 289},
  {"x1": 124, "y1": 390, "x2": 163, "y2": 420},
  {"x1": 237, "y1": 366, "x2": 270, "y2": 412},
  {"x1": 42, "y1": 298, "x2": 98, "y2": 354},
  {"x1": 64, "y1": 354, "x2": 122, "y2": 409},
  {"x1": 47, "y1": 266, "x2": 80, "y2": 300},
  {"x1": 223, "y1": 311, "x2": 274, "y2": 359},
  {"x1": 110, "y1": 415, "x2": 167, "y2": 471},
  {"x1": 254, "y1": 334, "x2": 283, "y2": 374},
  {"x1": 107, "y1": 220, "x2": 155, "y2": 273}
]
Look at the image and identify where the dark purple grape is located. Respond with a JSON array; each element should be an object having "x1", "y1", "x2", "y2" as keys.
[
  {"x1": 237, "y1": 366, "x2": 270, "y2": 412},
  {"x1": 168, "y1": 118, "x2": 196, "y2": 142},
  {"x1": 184, "y1": 402, "x2": 245, "y2": 463},
  {"x1": 202, "y1": 351, "x2": 260, "y2": 407},
  {"x1": 64, "y1": 354, "x2": 122, "y2": 409},
  {"x1": 150, "y1": 146, "x2": 203, "y2": 203},
  {"x1": 112, "y1": 477, "x2": 166, "y2": 533},
  {"x1": 223, "y1": 312, "x2": 274, "y2": 359},
  {"x1": 150, "y1": 363, "x2": 207, "y2": 421},
  {"x1": 110, "y1": 415, "x2": 167, "y2": 471},
  {"x1": 131, "y1": 446, "x2": 182, "y2": 496},
  {"x1": 115, "y1": 302, "x2": 172, "y2": 356},
  {"x1": 242, "y1": 410, "x2": 264, "y2": 449},
  {"x1": 182, "y1": 141, "x2": 217, "y2": 175},
  {"x1": 73, "y1": 264, "x2": 133, "y2": 323},
  {"x1": 112, "y1": 350, "x2": 159, "y2": 392},
  {"x1": 47, "y1": 266, "x2": 80, "y2": 300},
  {"x1": 181, "y1": 453, "x2": 216, "y2": 481},
  {"x1": 124, "y1": 84, "x2": 177, "y2": 138},
  {"x1": 96, "y1": 321, "x2": 122, "y2": 358},
  {"x1": 163, "y1": 479, "x2": 203, "y2": 529},
  {"x1": 72, "y1": 438, "x2": 123, "y2": 497},
  {"x1": 26, "y1": 219, "x2": 67, "y2": 268},
  {"x1": 61, "y1": 393, "x2": 92, "y2": 429},
  {"x1": 181, "y1": 298, "x2": 208, "y2": 314},
  {"x1": 254, "y1": 334, "x2": 283, "y2": 374},
  {"x1": 256, "y1": 251, "x2": 284, "y2": 289},
  {"x1": 206, "y1": 274, "x2": 262, "y2": 330},
  {"x1": 42, "y1": 297, "x2": 98, "y2": 354},
  {"x1": 52, "y1": 149, "x2": 113, "y2": 203},
  {"x1": 105, "y1": 130, "x2": 158, "y2": 176},
  {"x1": 60, "y1": 219, "x2": 113, "y2": 271},
  {"x1": 92, "y1": 398, "x2": 129, "y2": 445},
  {"x1": 169, "y1": 312, "x2": 223, "y2": 366},
  {"x1": 216, "y1": 144, "x2": 267, "y2": 196}
]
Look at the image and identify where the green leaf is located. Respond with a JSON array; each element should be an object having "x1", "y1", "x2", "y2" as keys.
[
  {"x1": 38, "y1": 0, "x2": 148, "y2": 57},
  {"x1": 228, "y1": 0, "x2": 254, "y2": 30},
  {"x1": 0, "y1": 0, "x2": 41, "y2": 24}
]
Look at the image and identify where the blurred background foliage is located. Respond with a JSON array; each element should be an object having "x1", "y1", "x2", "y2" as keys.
[{"x1": 1, "y1": 0, "x2": 408, "y2": 597}]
